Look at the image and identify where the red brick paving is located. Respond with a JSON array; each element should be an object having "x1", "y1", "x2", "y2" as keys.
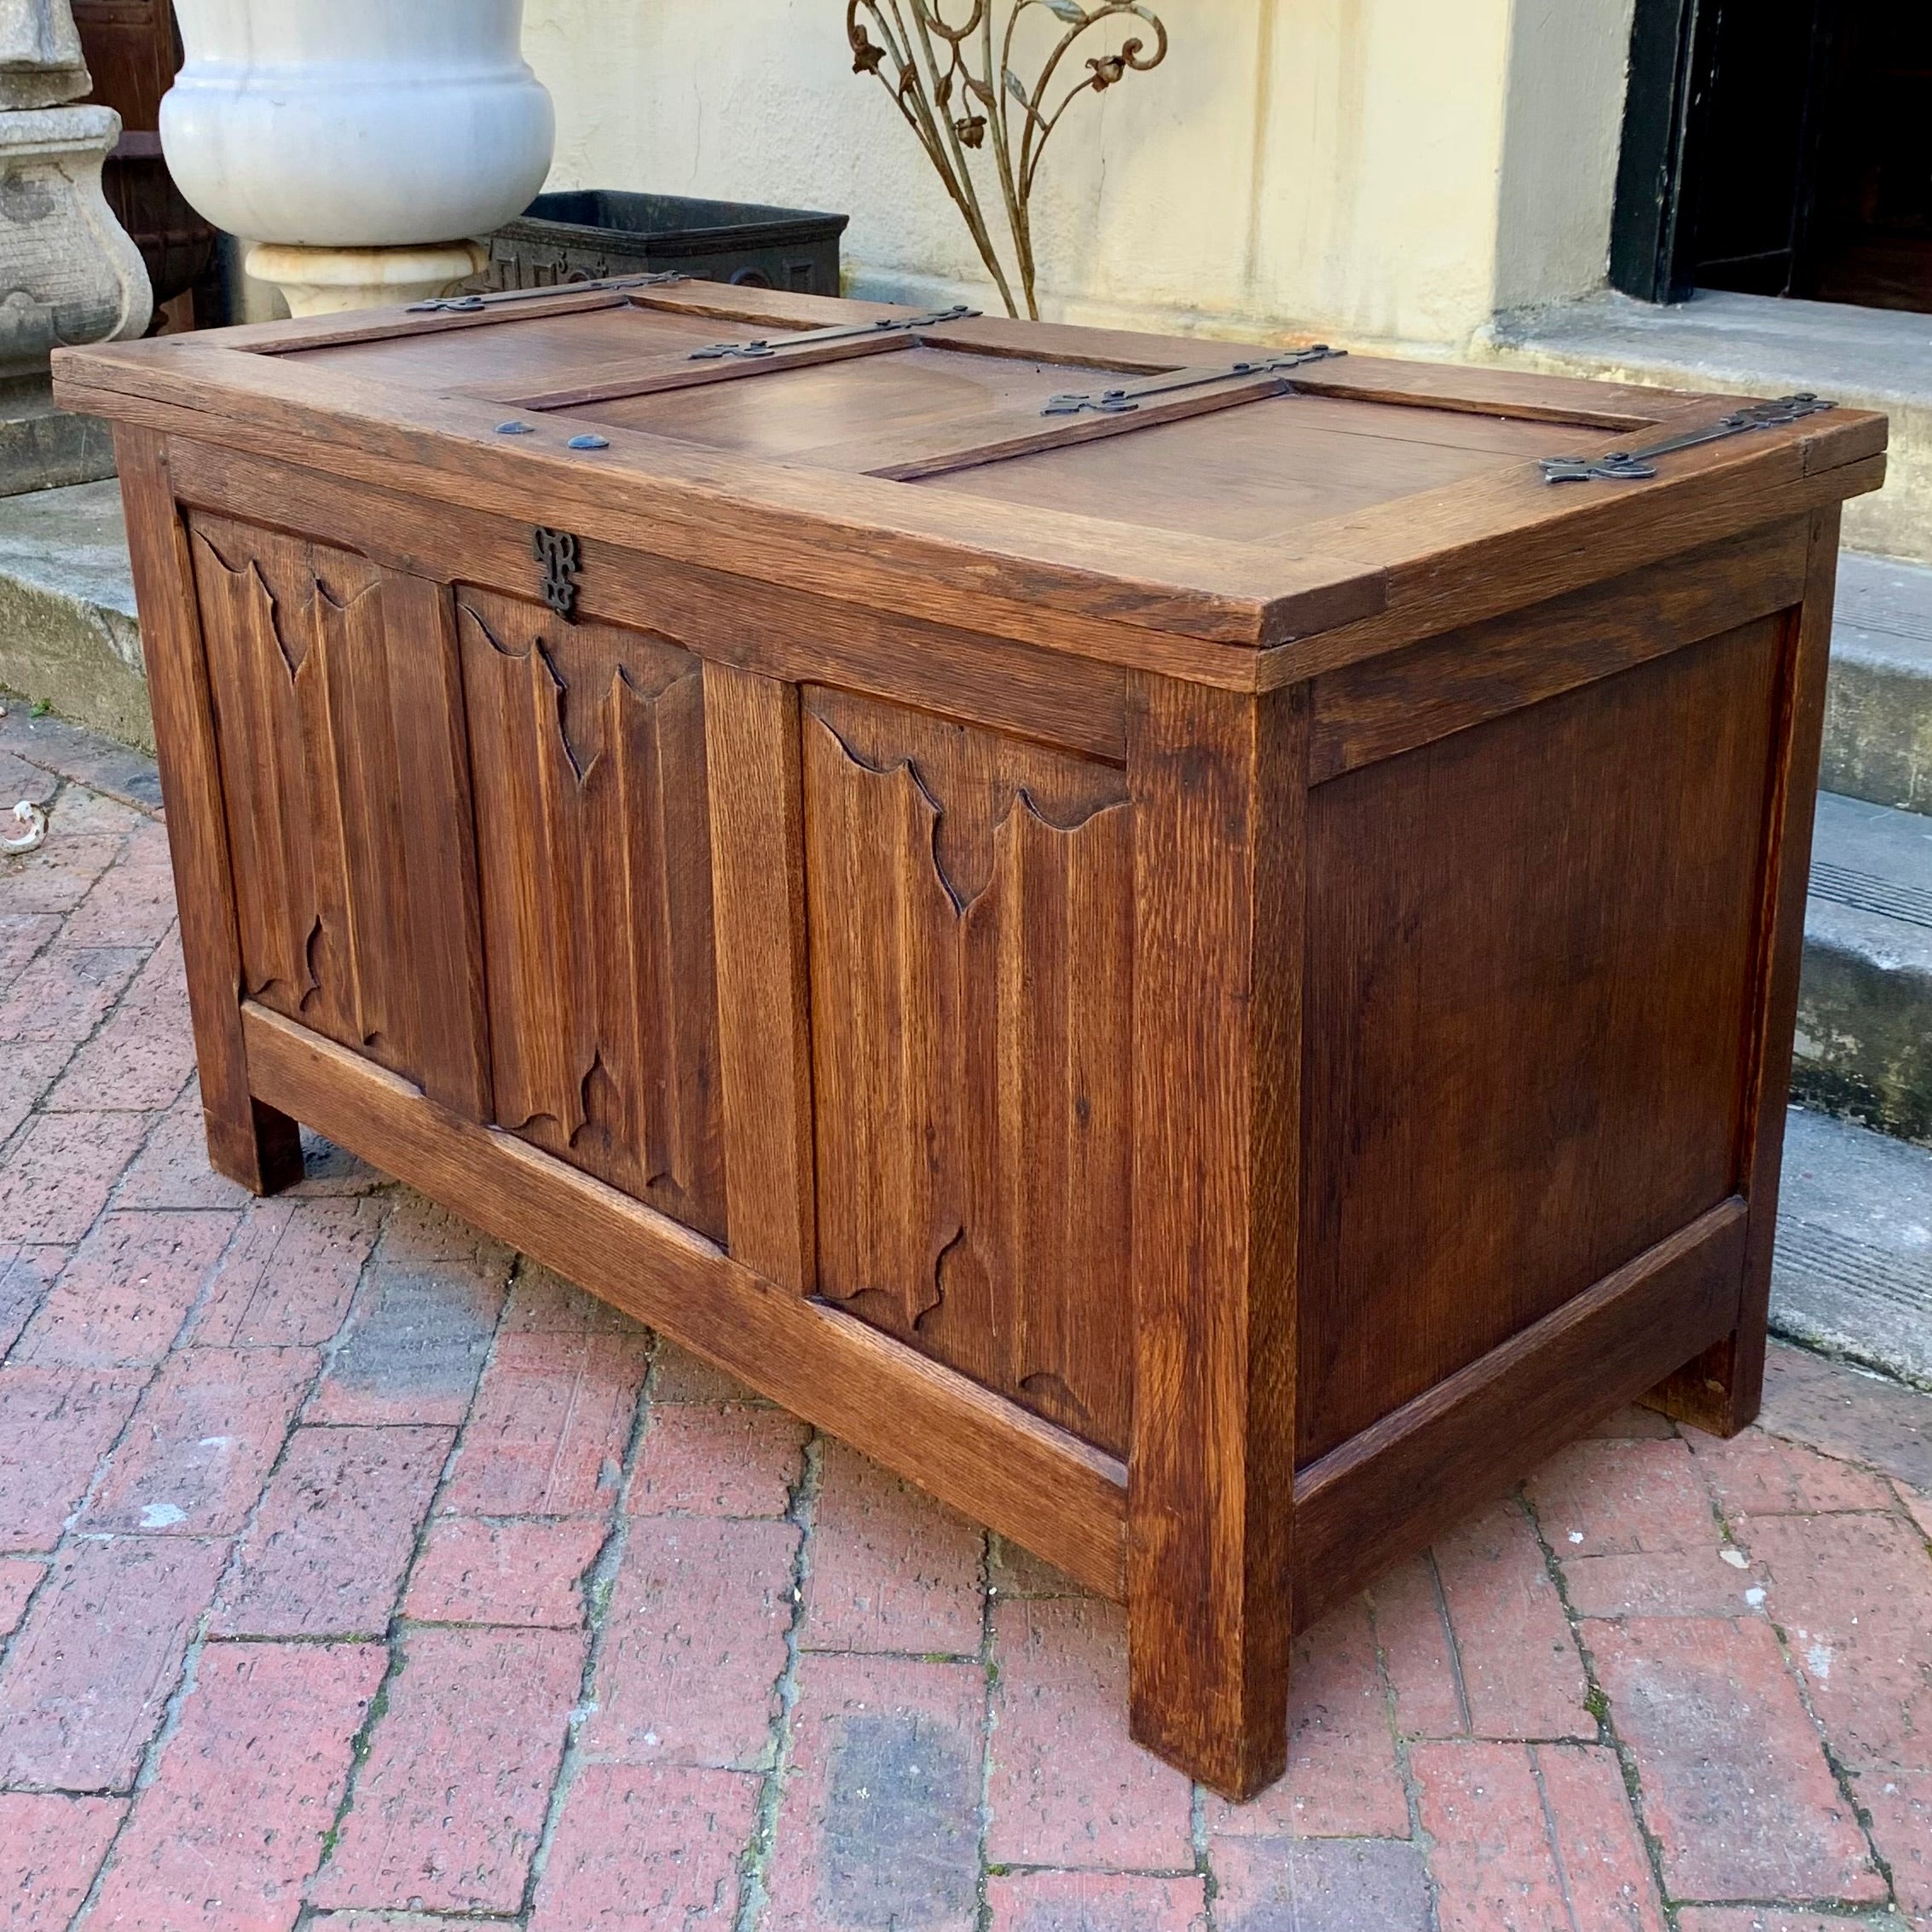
[
  {"x1": 439, "y1": 1328, "x2": 648, "y2": 1517},
  {"x1": 210, "y1": 1423, "x2": 451, "y2": 1638},
  {"x1": 799, "y1": 1437, "x2": 983, "y2": 1655},
  {"x1": 1411, "y1": 1738, "x2": 1666, "y2": 1932},
  {"x1": 3, "y1": 714, "x2": 1931, "y2": 1926},
  {"x1": 0, "y1": 1535, "x2": 228, "y2": 1790},
  {"x1": 985, "y1": 1869, "x2": 1211, "y2": 1930},
  {"x1": 1588, "y1": 1616, "x2": 1885, "y2": 1903},
  {"x1": 308, "y1": 1626, "x2": 586, "y2": 1915},
  {"x1": 1201, "y1": 1596, "x2": 1409, "y2": 1840},
  {"x1": 628, "y1": 1401, "x2": 809, "y2": 1519},
  {"x1": 83, "y1": 1638, "x2": 383, "y2": 1929},
  {"x1": 766, "y1": 1651, "x2": 984, "y2": 1932},
  {"x1": 529, "y1": 1762, "x2": 759, "y2": 1930},
  {"x1": 402, "y1": 1514, "x2": 606, "y2": 1628},
  {"x1": 1530, "y1": 1435, "x2": 1757, "y2": 1618},
  {"x1": 581, "y1": 1514, "x2": 800, "y2": 1770},
  {"x1": 187, "y1": 1196, "x2": 381, "y2": 1349},
  {"x1": 0, "y1": 1559, "x2": 40, "y2": 1638},
  {"x1": 0, "y1": 1365, "x2": 146, "y2": 1552},
  {"x1": 14, "y1": 1210, "x2": 237, "y2": 1369},
  {"x1": 81, "y1": 1342, "x2": 317, "y2": 1536},
  {"x1": 986, "y1": 1596, "x2": 1194, "y2": 1871},
  {"x1": 1410, "y1": 1497, "x2": 1594, "y2": 1739},
  {"x1": 0, "y1": 1793, "x2": 125, "y2": 1925}
]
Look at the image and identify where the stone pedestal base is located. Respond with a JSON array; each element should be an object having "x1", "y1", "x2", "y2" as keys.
[{"x1": 246, "y1": 240, "x2": 489, "y2": 317}]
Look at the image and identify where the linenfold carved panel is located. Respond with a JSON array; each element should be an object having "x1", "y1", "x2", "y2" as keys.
[
  {"x1": 188, "y1": 513, "x2": 424, "y2": 1082},
  {"x1": 802, "y1": 687, "x2": 1134, "y2": 1455},
  {"x1": 458, "y1": 586, "x2": 726, "y2": 1242}
]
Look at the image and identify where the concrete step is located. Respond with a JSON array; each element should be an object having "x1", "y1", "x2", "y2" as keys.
[
  {"x1": 0, "y1": 478, "x2": 145, "y2": 751},
  {"x1": 1796, "y1": 790, "x2": 1932, "y2": 1145},
  {"x1": 1482, "y1": 287, "x2": 1930, "y2": 568},
  {"x1": 1825, "y1": 549, "x2": 1932, "y2": 815},
  {"x1": 1772, "y1": 1103, "x2": 1932, "y2": 1391}
]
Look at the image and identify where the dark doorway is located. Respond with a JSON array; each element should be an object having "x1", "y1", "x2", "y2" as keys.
[{"x1": 1611, "y1": 0, "x2": 1932, "y2": 312}]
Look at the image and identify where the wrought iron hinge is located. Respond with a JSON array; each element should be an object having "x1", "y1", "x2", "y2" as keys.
[
  {"x1": 408, "y1": 271, "x2": 688, "y2": 315},
  {"x1": 1541, "y1": 393, "x2": 1835, "y2": 483},
  {"x1": 532, "y1": 527, "x2": 581, "y2": 622},
  {"x1": 1041, "y1": 345, "x2": 1345, "y2": 417},
  {"x1": 687, "y1": 304, "x2": 980, "y2": 362}
]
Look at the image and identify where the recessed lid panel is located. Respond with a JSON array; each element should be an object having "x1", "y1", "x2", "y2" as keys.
[
  {"x1": 280, "y1": 303, "x2": 770, "y2": 390},
  {"x1": 913, "y1": 392, "x2": 1599, "y2": 544},
  {"x1": 564, "y1": 345, "x2": 1109, "y2": 465}
]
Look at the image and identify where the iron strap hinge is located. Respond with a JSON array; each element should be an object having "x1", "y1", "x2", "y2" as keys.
[
  {"x1": 1540, "y1": 393, "x2": 1835, "y2": 483},
  {"x1": 686, "y1": 304, "x2": 980, "y2": 362},
  {"x1": 1040, "y1": 344, "x2": 1346, "y2": 417},
  {"x1": 407, "y1": 272, "x2": 690, "y2": 314}
]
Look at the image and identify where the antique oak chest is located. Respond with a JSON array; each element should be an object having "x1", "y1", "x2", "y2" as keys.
[{"x1": 55, "y1": 281, "x2": 1885, "y2": 1797}]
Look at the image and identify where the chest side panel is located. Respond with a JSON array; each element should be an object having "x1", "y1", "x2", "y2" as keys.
[
  {"x1": 801, "y1": 687, "x2": 1135, "y2": 1456},
  {"x1": 456, "y1": 585, "x2": 726, "y2": 1243},
  {"x1": 1298, "y1": 611, "x2": 1784, "y2": 1465}
]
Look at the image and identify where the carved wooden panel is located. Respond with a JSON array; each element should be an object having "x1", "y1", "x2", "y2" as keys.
[
  {"x1": 189, "y1": 512, "x2": 448, "y2": 1092},
  {"x1": 802, "y1": 687, "x2": 1134, "y2": 1454},
  {"x1": 458, "y1": 586, "x2": 726, "y2": 1241}
]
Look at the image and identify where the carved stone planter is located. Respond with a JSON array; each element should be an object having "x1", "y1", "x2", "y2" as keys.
[{"x1": 0, "y1": 0, "x2": 151, "y2": 492}]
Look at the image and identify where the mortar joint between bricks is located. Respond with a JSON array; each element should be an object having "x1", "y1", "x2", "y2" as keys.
[
  {"x1": 515, "y1": 1323, "x2": 658, "y2": 1923},
  {"x1": 1518, "y1": 1481, "x2": 1679, "y2": 1918},
  {"x1": 732, "y1": 1426, "x2": 822, "y2": 1932},
  {"x1": 1363, "y1": 1569, "x2": 1433, "y2": 1853},
  {"x1": 1750, "y1": 1564, "x2": 1902, "y2": 1912},
  {"x1": 305, "y1": 1218, "x2": 501, "y2": 1900},
  {"x1": 64, "y1": 1577, "x2": 217, "y2": 1927},
  {"x1": 973, "y1": 1521, "x2": 995, "y2": 1932}
]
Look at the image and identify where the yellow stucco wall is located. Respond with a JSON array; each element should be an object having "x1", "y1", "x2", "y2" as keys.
[{"x1": 523, "y1": 0, "x2": 1634, "y2": 355}]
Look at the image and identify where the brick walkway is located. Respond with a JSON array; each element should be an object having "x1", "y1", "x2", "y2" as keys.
[{"x1": 3, "y1": 705, "x2": 1930, "y2": 1932}]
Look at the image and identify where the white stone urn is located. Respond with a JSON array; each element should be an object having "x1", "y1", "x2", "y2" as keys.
[{"x1": 160, "y1": 0, "x2": 554, "y2": 315}]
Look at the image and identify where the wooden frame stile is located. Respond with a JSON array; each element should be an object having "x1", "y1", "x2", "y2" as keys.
[
  {"x1": 1646, "y1": 504, "x2": 1843, "y2": 1435},
  {"x1": 112, "y1": 424, "x2": 304, "y2": 1192},
  {"x1": 1126, "y1": 674, "x2": 1306, "y2": 1798},
  {"x1": 703, "y1": 660, "x2": 817, "y2": 1294}
]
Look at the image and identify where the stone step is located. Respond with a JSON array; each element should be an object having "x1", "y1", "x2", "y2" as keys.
[
  {"x1": 1796, "y1": 790, "x2": 1932, "y2": 1146},
  {"x1": 1825, "y1": 549, "x2": 1932, "y2": 815},
  {"x1": 1772, "y1": 1103, "x2": 1932, "y2": 1391},
  {"x1": 0, "y1": 477, "x2": 145, "y2": 751}
]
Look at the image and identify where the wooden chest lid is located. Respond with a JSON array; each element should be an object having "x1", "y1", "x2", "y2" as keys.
[{"x1": 54, "y1": 278, "x2": 1887, "y2": 682}]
